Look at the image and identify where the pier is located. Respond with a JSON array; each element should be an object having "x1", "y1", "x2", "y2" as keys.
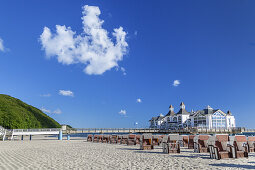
[
  {"x1": 0, "y1": 127, "x2": 62, "y2": 141},
  {"x1": 64, "y1": 127, "x2": 251, "y2": 135},
  {"x1": 1, "y1": 127, "x2": 255, "y2": 141}
]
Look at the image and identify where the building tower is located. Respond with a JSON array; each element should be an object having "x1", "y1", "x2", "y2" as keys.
[
  {"x1": 180, "y1": 102, "x2": 185, "y2": 109},
  {"x1": 169, "y1": 105, "x2": 175, "y2": 116},
  {"x1": 227, "y1": 110, "x2": 232, "y2": 115}
]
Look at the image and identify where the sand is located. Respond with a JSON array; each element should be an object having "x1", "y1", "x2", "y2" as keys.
[{"x1": 0, "y1": 138, "x2": 254, "y2": 170}]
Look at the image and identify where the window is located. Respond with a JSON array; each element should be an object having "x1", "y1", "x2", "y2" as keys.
[
  {"x1": 212, "y1": 112, "x2": 226, "y2": 128},
  {"x1": 194, "y1": 114, "x2": 206, "y2": 127},
  {"x1": 178, "y1": 116, "x2": 182, "y2": 123}
]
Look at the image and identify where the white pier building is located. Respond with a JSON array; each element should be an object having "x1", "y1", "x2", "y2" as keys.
[{"x1": 149, "y1": 102, "x2": 236, "y2": 130}]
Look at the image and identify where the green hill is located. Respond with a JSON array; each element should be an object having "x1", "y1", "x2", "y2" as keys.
[{"x1": 0, "y1": 94, "x2": 61, "y2": 129}]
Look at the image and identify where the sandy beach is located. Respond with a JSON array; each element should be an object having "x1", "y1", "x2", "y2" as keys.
[{"x1": 0, "y1": 138, "x2": 254, "y2": 170}]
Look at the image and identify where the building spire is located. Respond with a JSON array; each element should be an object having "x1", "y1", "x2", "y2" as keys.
[
  {"x1": 180, "y1": 102, "x2": 185, "y2": 109},
  {"x1": 169, "y1": 105, "x2": 174, "y2": 111},
  {"x1": 227, "y1": 110, "x2": 232, "y2": 115},
  {"x1": 206, "y1": 105, "x2": 213, "y2": 110}
]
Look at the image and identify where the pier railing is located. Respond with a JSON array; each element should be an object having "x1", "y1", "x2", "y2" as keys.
[
  {"x1": 10, "y1": 128, "x2": 61, "y2": 138},
  {"x1": 1, "y1": 127, "x2": 254, "y2": 138},
  {"x1": 65, "y1": 128, "x2": 161, "y2": 134},
  {"x1": 12, "y1": 128, "x2": 61, "y2": 133},
  {"x1": 64, "y1": 127, "x2": 247, "y2": 134}
]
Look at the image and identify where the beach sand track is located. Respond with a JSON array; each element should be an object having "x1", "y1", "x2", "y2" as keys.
[{"x1": 0, "y1": 140, "x2": 254, "y2": 169}]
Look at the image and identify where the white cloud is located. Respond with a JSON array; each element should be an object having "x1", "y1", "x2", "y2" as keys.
[
  {"x1": 119, "y1": 109, "x2": 126, "y2": 115},
  {"x1": 0, "y1": 38, "x2": 4, "y2": 52},
  {"x1": 40, "y1": 107, "x2": 51, "y2": 114},
  {"x1": 173, "y1": 80, "x2": 180, "y2": 87},
  {"x1": 53, "y1": 108, "x2": 62, "y2": 114},
  {"x1": 40, "y1": 107, "x2": 62, "y2": 114},
  {"x1": 134, "y1": 31, "x2": 138, "y2": 36},
  {"x1": 40, "y1": 5, "x2": 128, "y2": 75},
  {"x1": 136, "y1": 98, "x2": 142, "y2": 103},
  {"x1": 59, "y1": 90, "x2": 74, "y2": 97},
  {"x1": 120, "y1": 67, "x2": 126, "y2": 75},
  {"x1": 40, "y1": 93, "x2": 51, "y2": 97}
]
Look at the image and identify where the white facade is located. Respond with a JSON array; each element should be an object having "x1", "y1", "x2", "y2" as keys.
[{"x1": 149, "y1": 103, "x2": 236, "y2": 129}]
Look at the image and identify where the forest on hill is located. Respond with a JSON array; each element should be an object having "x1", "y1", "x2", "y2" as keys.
[{"x1": 0, "y1": 94, "x2": 61, "y2": 129}]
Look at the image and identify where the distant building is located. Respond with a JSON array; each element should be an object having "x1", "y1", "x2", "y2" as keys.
[
  {"x1": 61, "y1": 124, "x2": 67, "y2": 131},
  {"x1": 149, "y1": 102, "x2": 236, "y2": 129}
]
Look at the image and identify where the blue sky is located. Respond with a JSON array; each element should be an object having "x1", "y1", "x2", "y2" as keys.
[{"x1": 0, "y1": 0, "x2": 255, "y2": 128}]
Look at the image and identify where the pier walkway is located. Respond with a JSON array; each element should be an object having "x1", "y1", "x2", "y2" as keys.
[
  {"x1": 64, "y1": 127, "x2": 251, "y2": 135},
  {"x1": 1, "y1": 128, "x2": 61, "y2": 141},
  {"x1": 1, "y1": 127, "x2": 255, "y2": 141}
]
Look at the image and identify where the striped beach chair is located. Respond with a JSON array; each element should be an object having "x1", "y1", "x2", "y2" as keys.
[
  {"x1": 194, "y1": 135, "x2": 210, "y2": 153},
  {"x1": 127, "y1": 134, "x2": 136, "y2": 145},
  {"x1": 247, "y1": 136, "x2": 255, "y2": 152},
  {"x1": 208, "y1": 134, "x2": 233, "y2": 160},
  {"x1": 140, "y1": 133, "x2": 153, "y2": 150},
  {"x1": 233, "y1": 135, "x2": 248, "y2": 158},
  {"x1": 188, "y1": 135, "x2": 195, "y2": 149},
  {"x1": 136, "y1": 135, "x2": 141, "y2": 145},
  {"x1": 102, "y1": 135, "x2": 110, "y2": 143},
  {"x1": 117, "y1": 135, "x2": 122, "y2": 144},
  {"x1": 162, "y1": 134, "x2": 180, "y2": 154},
  {"x1": 152, "y1": 135, "x2": 161, "y2": 146},
  {"x1": 98, "y1": 135, "x2": 103, "y2": 143},
  {"x1": 93, "y1": 135, "x2": 99, "y2": 142},
  {"x1": 121, "y1": 135, "x2": 128, "y2": 144},
  {"x1": 182, "y1": 135, "x2": 189, "y2": 147},
  {"x1": 110, "y1": 135, "x2": 118, "y2": 144},
  {"x1": 87, "y1": 134, "x2": 93, "y2": 142},
  {"x1": 169, "y1": 134, "x2": 180, "y2": 153}
]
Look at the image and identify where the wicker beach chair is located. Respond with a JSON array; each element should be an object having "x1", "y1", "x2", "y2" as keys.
[
  {"x1": 162, "y1": 135, "x2": 169, "y2": 153},
  {"x1": 117, "y1": 135, "x2": 122, "y2": 144},
  {"x1": 136, "y1": 135, "x2": 141, "y2": 145},
  {"x1": 140, "y1": 133, "x2": 153, "y2": 150},
  {"x1": 98, "y1": 135, "x2": 103, "y2": 143},
  {"x1": 182, "y1": 135, "x2": 189, "y2": 147},
  {"x1": 169, "y1": 134, "x2": 181, "y2": 153},
  {"x1": 101, "y1": 135, "x2": 105, "y2": 143},
  {"x1": 208, "y1": 136, "x2": 217, "y2": 159},
  {"x1": 233, "y1": 135, "x2": 249, "y2": 158},
  {"x1": 93, "y1": 135, "x2": 99, "y2": 142},
  {"x1": 162, "y1": 135, "x2": 180, "y2": 154},
  {"x1": 194, "y1": 135, "x2": 210, "y2": 153},
  {"x1": 127, "y1": 134, "x2": 136, "y2": 145},
  {"x1": 110, "y1": 135, "x2": 118, "y2": 144},
  {"x1": 194, "y1": 135, "x2": 199, "y2": 152},
  {"x1": 160, "y1": 135, "x2": 165, "y2": 145},
  {"x1": 178, "y1": 135, "x2": 184, "y2": 147},
  {"x1": 152, "y1": 135, "x2": 161, "y2": 146},
  {"x1": 247, "y1": 136, "x2": 255, "y2": 152},
  {"x1": 188, "y1": 135, "x2": 195, "y2": 149},
  {"x1": 102, "y1": 135, "x2": 110, "y2": 143},
  {"x1": 208, "y1": 134, "x2": 233, "y2": 160},
  {"x1": 87, "y1": 134, "x2": 93, "y2": 142},
  {"x1": 121, "y1": 135, "x2": 128, "y2": 144}
]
